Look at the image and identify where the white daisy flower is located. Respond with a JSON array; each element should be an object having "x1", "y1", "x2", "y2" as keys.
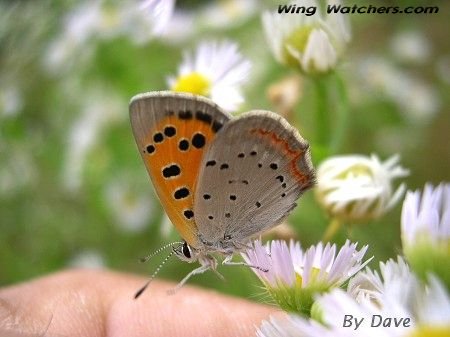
[
  {"x1": 347, "y1": 257, "x2": 416, "y2": 306},
  {"x1": 401, "y1": 183, "x2": 450, "y2": 287},
  {"x1": 258, "y1": 275, "x2": 450, "y2": 337},
  {"x1": 242, "y1": 239, "x2": 370, "y2": 314},
  {"x1": 262, "y1": 0, "x2": 350, "y2": 74},
  {"x1": 167, "y1": 40, "x2": 251, "y2": 112},
  {"x1": 315, "y1": 154, "x2": 409, "y2": 223}
]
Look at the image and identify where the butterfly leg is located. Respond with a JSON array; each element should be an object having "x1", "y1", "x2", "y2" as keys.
[
  {"x1": 167, "y1": 264, "x2": 211, "y2": 295},
  {"x1": 222, "y1": 255, "x2": 269, "y2": 272}
]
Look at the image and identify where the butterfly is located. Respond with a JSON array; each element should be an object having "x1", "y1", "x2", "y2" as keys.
[{"x1": 130, "y1": 91, "x2": 315, "y2": 297}]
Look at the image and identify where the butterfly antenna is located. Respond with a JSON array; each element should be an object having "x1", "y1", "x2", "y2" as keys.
[
  {"x1": 134, "y1": 249, "x2": 177, "y2": 299},
  {"x1": 139, "y1": 241, "x2": 183, "y2": 263}
]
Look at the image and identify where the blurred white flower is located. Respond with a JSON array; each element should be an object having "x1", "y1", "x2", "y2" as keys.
[
  {"x1": 242, "y1": 239, "x2": 370, "y2": 314},
  {"x1": 316, "y1": 154, "x2": 409, "y2": 223},
  {"x1": 262, "y1": 0, "x2": 350, "y2": 74},
  {"x1": 0, "y1": 85, "x2": 23, "y2": 118},
  {"x1": 168, "y1": 40, "x2": 251, "y2": 112},
  {"x1": 44, "y1": 0, "x2": 174, "y2": 72},
  {"x1": 401, "y1": 183, "x2": 450, "y2": 287},
  {"x1": 258, "y1": 276, "x2": 450, "y2": 337},
  {"x1": 43, "y1": 1, "x2": 101, "y2": 73},
  {"x1": 68, "y1": 250, "x2": 105, "y2": 269},
  {"x1": 104, "y1": 177, "x2": 155, "y2": 233},
  {"x1": 62, "y1": 89, "x2": 124, "y2": 191},
  {"x1": 358, "y1": 57, "x2": 440, "y2": 124},
  {"x1": 159, "y1": 10, "x2": 196, "y2": 44},
  {"x1": 390, "y1": 30, "x2": 431, "y2": 65},
  {"x1": 140, "y1": 0, "x2": 175, "y2": 36},
  {"x1": 201, "y1": 0, "x2": 257, "y2": 29}
]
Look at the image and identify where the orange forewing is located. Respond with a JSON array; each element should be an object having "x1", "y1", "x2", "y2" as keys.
[{"x1": 140, "y1": 116, "x2": 218, "y2": 247}]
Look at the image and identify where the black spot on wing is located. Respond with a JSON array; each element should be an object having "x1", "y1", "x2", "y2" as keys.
[
  {"x1": 212, "y1": 120, "x2": 223, "y2": 132},
  {"x1": 183, "y1": 210, "x2": 194, "y2": 219},
  {"x1": 164, "y1": 126, "x2": 176, "y2": 137},
  {"x1": 162, "y1": 164, "x2": 181, "y2": 178},
  {"x1": 146, "y1": 145, "x2": 155, "y2": 154},
  {"x1": 178, "y1": 139, "x2": 189, "y2": 151},
  {"x1": 179, "y1": 110, "x2": 193, "y2": 120},
  {"x1": 174, "y1": 187, "x2": 190, "y2": 200},
  {"x1": 153, "y1": 132, "x2": 164, "y2": 143},
  {"x1": 192, "y1": 133, "x2": 206, "y2": 148},
  {"x1": 195, "y1": 111, "x2": 212, "y2": 124}
]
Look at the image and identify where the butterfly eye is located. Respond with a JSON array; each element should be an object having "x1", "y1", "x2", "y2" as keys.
[
  {"x1": 223, "y1": 234, "x2": 232, "y2": 241},
  {"x1": 182, "y1": 242, "x2": 192, "y2": 259}
]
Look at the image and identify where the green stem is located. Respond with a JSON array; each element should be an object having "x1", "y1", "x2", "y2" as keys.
[
  {"x1": 314, "y1": 76, "x2": 330, "y2": 149},
  {"x1": 322, "y1": 218, "x2": 342, "y2": 242},
  {"x1": 329, "y1": 73, "x2": 350, "y2": 154}
]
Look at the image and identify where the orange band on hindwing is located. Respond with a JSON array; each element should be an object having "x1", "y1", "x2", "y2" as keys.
[{"x1": 250, "y1": 128, "x2": 310, "y2": 186}]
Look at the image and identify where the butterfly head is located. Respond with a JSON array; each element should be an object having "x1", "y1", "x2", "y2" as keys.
[{"x1": 173, "y1": 241, "x2": 198, "y2": 263}]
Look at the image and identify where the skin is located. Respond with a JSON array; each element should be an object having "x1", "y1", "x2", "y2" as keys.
[{"x1": 0, "y1": 269, "x2": 277, "y2": 337}]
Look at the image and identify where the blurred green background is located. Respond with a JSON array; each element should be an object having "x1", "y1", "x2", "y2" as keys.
[{"x1": 1, "y1": 0, "x2": 449, "y2": 299}]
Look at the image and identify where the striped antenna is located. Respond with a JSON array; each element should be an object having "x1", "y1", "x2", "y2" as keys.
[
  {"x1": 139, "y1": 241, "x2": 184, "y2": 263},
  {"x1": 134, "y1": 248, "x2": 177, "y2": 299}
]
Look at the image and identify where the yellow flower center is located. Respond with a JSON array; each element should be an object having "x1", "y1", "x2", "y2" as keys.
[
  {"x1": 409, "y1": 326, "x2": 450, "y2": 337},
  {"x1": 283, "y1": 26, "x2": 314, "y2": 67},
  {"x1": 295, "y1": 267, "x2": 324, "y2": 286},
  {"x1": 171, "y1": 72, "x2": 211, "y2": 96},
  {"x1": 337, "y1": 164, "x2": 373, "y2": 179}
]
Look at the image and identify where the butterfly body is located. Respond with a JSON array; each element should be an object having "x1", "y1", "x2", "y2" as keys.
[{"x1": 130, "y1": 91, "x2": 315, "y2": 288}]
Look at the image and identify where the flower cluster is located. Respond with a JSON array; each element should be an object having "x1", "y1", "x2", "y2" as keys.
[
  {"x1": 251, "y1": 183, "x2": 450, "y2": 336},
  {"x1": 258, "y1": 260, "x2": 450, "y2": 337},
  {"x1": 242, "y1": 240, "x2": 370, "y2": 314}
]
